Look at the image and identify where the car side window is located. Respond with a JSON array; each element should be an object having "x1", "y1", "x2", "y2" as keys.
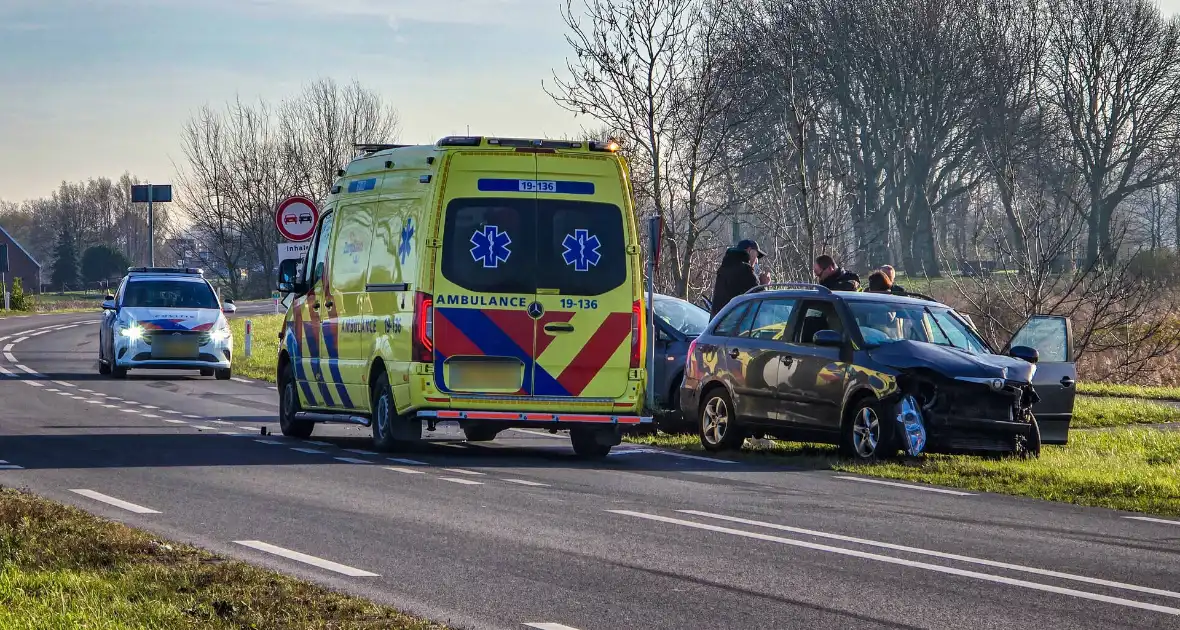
[
  {"x1": 308, "y1": 212, "x2": 335, "y2": 290},
  {"x1": 793, "y1": 300, "x2": 844, "y2": 345},
  {"x1": 114, "y1": 278, "x2": 128, "y2": 306},
  {"x1": 741, "y1": 299, "x2": 797, "y2": 340},
  {"x1": 1010, "y1": 316, "x2": 1070, "y2": 363},
  {"x1": 713, "y1": 303, "x2": 750, "y2": 337}
]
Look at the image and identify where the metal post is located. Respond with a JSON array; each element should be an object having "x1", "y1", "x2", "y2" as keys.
[
  {"x1": 645, "y1": 217, "x2": 658, "y2": 412},
  {"x1": 2, "y1": 272, "x2": 7, "y2": 311},
  {"x1": 244, "y1": 319, "x2": 253, "y2": 358},
  {"x1": 147, "y1": 184, "x2": 154, "y2": 267}
]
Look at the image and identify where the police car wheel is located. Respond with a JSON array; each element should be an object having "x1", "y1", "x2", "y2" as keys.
[
  {"x1": 200, "y1": 368, "x2": 214, "y2": 377},
  {"x1": 215, "y1": 368, "x2": 231, "y2": 381},
  {"x1": 278, "y1": 364, "x2": 314, "y2": 439},
  {"x1": 112, "y1": 364, "x2": 128, "y2": 379},
  {"x1": 98, "y1": 356, "x2": 111, "y2": 375}
]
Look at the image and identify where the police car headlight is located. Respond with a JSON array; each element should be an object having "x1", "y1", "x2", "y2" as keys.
[{"x1": 120, "y1": 323, "x2": 144, "y2": 341}]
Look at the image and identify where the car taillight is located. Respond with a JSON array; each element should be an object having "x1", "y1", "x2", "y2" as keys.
[
  {"x1": 631, "y1": 299, "x2": 643, "y2": 369},
  {"x1": 686, "y1": 337, "x2": 700, "y2": 376},
  {"x1": 412, "y1": 291, "x2": 433, "y2": 363}
]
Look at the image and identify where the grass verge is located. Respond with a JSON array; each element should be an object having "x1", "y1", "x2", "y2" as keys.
[
  {"x1": 0, "y1": 487, "x2": 445, "y2": 629},
  {"x1": 1072, "y1": 396, "x2": 1180, "y2": 428},
  {"x1": 229, "y1": 315, "x2": 282, "y2": 382},
  {"x1": 1078, "y1": 382, "x2": 1180, "y2": 402},
  {"x1": 629, "y1": 429, "x2": 1180, "y2": 517}
]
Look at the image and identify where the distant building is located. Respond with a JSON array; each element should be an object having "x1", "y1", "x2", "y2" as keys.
[{"x1": 0, "y1": 224, "x2": 41, "y2": 294}]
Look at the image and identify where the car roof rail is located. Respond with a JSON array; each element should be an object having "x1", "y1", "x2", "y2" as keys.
[
  {"x1": 901, "y1": 291, "x2": 938, "y2": 302},
  {"x1": 745, "y1": 282, "x2": 832, "y2": 295}
]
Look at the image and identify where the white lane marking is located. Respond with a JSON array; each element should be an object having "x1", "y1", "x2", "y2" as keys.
[
  {"x1": 162, "y1": 418, "x2": 186, "y2": 424},
  {"x1": 511, "y1": 428, "x2": 565, "y2": 439},
  {"x1": 210, "y1": 420, "x2": 232, "y2": 425},
  {"x1": 69, "y1": 489, "x2": 160, "y2": 514},
  {"x1": 0, "y1": 364, "x2": 12, "y2": 376},
  {"x1": 334, "y1": 457, "x2": 372, "y2": 464},
  {"x1": 121, "y1": 409, "x2": 142, "y2": 414},
  {"x1": 46, "y1": 388, "x2": 60, "y2": 392},
  {"x1": 0, "y1": 464, "x2": 25, "y2": 470},
  {"x1": 442, "y1": 468, "x2": 485, "y2": 476},
  {"x1": 1126, "y1": 516, "x2": 1180, "y2": 527},
  {"x1": 524, "y1": 624, "x2": 582, "y2": 630},
  {"x1": 28, "y1": 330, "x2": 48, "y2": 336},
  {"x1": 256, "y1": 440, "x2": 283, "y2": 445},
  {"x1": 219, "y1": 431, "x2": 243, "y2": 436},
  {"x1": 4, "y1": 353, "x2": 16, "y2": 362},
  {"x1": 0, "y1": 336, "x2": 7, "y2": 342},
  {"x1": 232, "y1": 541, "x2": 379, "y2": 577},
  {"x1": 291, "y1": 448, "x2": 324, "y2": 454},
  {"x1": 304, "y1": 440, "x2": 333, "y2": 446},
  {"x1": 238, "y1": 426, "x2": 259, "y2": 431},
  {"x1": 106, "y1": 396, "x2": 123, "y2": 401},
  {"x1": 833, "y1": 475, "x2": 974, "y2": 496},
  {"x1": 52, "y1": 381, "x2": 75, "y2": 388},
  {"x1": 12, "y1": 336, "x2": 26, "y2": 344},
  {"x1": 78, "y1": 388, "x2": 94, "y2": 393},
  {"x1": 439, "y1": 477, "x2": 483, "y2": 485},
  {"x1": 611, "y1": 510, "x2": 1180, "y2": 616},
  {"x1": 385, "y1": 467, "x2": 426, "y2": 475},
  {"x1": 102, "y1": 404, "x2": 120, "y2": 409},
  {"x1": 14, "y1": 364, "x2": 38, "y2": 375},
  {"x1": 89, "y1": 399, "x2": 106, "y2": 404},
  {"x1": 70, "y1": 396, "x2": 86, "y2": 400},
  {"x1": 21, "y1": 380, "x2": 43, "y2": 387},
  {"x1": 343, "y1": 449, "x2": 378, "y2": 456},
  {"x1": 142, "y1": 413, "x2": 160, "y2": 418},
  {"x1": 190, "y1": 425, "x2": 215, "y2": 431},
  {"x1": 503, "y1": 479, "x2": 549, "y2": 487},
  {"x1": 681, "y1": 510, "x2": 1180, "y2": 600},
  {"x1": 388, "y1": 457, "x2": 428, "y2": 466},
  {"x1": 231, "y1": 377, "x2": 253, "y2": 383},
  {"x1": 182, "y1": 414, "x2": 201, "y2": 419},
  {"x1": 0, "y1": 344, "x2": 11, "y2": 352},
  {"x1": 58, "y1": 324, "x2": 77, "y2": 329},
  {"x1": 161, "y1": 409, "x2": 180, "y2": 414},
  {"x1": 140, "y1": 404, "x2": 158, "y2": 409}
]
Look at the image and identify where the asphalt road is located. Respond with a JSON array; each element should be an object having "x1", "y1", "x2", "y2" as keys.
[{"x1": 1, "y1": 308, "x2": 1179, "y2": 629}]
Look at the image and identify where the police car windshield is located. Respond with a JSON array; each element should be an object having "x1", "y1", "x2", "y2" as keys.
[
  {"x1": 123, "y1": 280, "x2": 219, "y2": 309},
  {"x1": 654, "y1": 296, "x2": 709, "y2": 337}
]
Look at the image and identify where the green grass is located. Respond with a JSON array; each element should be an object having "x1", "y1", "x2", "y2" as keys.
[
  {"x1": 630, "y1": 429, "x2": 1180, "y2": 517},
  {"x1": 0, "y1": 487, "x2": 445, "y2": 630},
  {"x1": 1072, "y1": 397, "x2": 1180, "y2": 428},
  {"x1": 229, "y1": 314, "x2": 283, "y2": 382},
  {"x1": 1078, "y1": 382, "x2": 1180, "y2": 402}
]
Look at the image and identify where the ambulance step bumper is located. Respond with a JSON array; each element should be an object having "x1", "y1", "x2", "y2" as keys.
[{"x1": 417, "y1": 410, "x2": 652, "y2": 425}]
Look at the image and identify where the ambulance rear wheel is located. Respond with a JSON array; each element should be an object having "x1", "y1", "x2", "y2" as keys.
[
  {"x1": 371, "y1": 371, "x2": 419, "y2": 452},
  {"x1": 463, "y1": 425, "x2": 500, "y2": 442},
  {"x1": 570, "y1": 427, "x2": 613, "y2": 460},
  {"x1": 278, "y1": 363, "x2": 314, "y2": 439}
]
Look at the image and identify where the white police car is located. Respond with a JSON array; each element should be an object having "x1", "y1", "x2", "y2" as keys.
[{"x1": 98, "y1": 267, "x2": 236, "y2": 379}]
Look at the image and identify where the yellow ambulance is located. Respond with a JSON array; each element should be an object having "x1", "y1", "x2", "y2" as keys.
[{"x1": 275, "y1": 136, "x2": 650, "y2": 458}]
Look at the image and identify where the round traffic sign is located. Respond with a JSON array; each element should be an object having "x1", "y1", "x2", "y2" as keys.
[{"x1": 275, "y1": 196, "x2": 319, "y2": 242}]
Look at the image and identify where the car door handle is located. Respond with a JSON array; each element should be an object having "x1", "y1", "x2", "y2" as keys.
[
  {"x1": 729, "y1": 348, "x2": 740, "y2": 359},
  {"x1": 543, "y1": 323, "x2": 574, "y2": 334},
  {"x1": 1060, "y1": 376, "x2": 1075, "y2": 388}
]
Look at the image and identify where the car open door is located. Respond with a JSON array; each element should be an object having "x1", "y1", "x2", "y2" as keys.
[{"x1": 1004, "y1": 315, "x2": 1076, "y2": 444}]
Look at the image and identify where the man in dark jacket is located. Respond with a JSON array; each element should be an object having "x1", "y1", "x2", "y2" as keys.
[
  {"x1": 813, "y1": 254, "x2": 860, "y2": 291},
  {"x1": 710, "y1": 239, "x2": 770, "y2": 317}
]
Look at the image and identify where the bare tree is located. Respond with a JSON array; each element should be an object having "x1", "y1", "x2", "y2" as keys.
[{"x1": 1045, "y1": 0, "x2": 1180, "y2": 265}]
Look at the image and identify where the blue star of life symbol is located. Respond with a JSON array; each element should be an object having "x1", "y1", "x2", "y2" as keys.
[
  {"x1": 398, "y1": 218, "x2": 414, "y2": 264},
  {"x1": 562, "y1": 229, "x2": 602, "y2": 272},
  {"x1": 470, "y1": 225, "x2": 512, "y2": 268}
]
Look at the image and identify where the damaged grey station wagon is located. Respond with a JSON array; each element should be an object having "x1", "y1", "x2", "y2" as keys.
[{"x1": 679, "y1": 284, "x2": 1077, "y2": 460}]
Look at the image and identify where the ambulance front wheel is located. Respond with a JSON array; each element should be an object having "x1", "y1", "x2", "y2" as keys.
[
  {"x1": 570, "y1": 427, "x2": 614, "y2": 460},
  {"x1": 278, "y1": 363, "x2": 314, "y2": 439}
]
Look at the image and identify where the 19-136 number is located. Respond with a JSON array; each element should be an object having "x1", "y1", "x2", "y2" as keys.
[
  {"x1": 560, "y1": 298, "x2": 598, "y2": 309},
  {"x1": 518, "y1": 180, "x2": 557, "y2": 193}
]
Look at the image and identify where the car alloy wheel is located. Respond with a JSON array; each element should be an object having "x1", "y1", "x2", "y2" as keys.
[
  {"x1": 702, "y1": 395, "x2": 730, "y2": 446},
  {"x1": 852, "y1": 407, "x2": 881, "y2": 459}
]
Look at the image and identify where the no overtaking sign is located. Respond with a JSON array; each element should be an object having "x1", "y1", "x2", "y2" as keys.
[{"x1": 275, "y1": 196, "x2": 319, "y2": 242}]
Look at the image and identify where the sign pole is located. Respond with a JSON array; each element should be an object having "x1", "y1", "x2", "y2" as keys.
[
  {"x1": 646, "y1": 215, "x2": 659, "y2": 413},
  {"x1": 147, "y1": 183, "x2": 154, "y2": 266}
]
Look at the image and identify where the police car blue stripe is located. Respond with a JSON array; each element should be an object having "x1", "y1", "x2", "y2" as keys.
[{"x1": 477, "y1": 178, "x2": 595, "y2": 195}]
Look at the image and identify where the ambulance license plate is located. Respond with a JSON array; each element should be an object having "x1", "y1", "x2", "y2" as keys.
[{"x1": 152, "y1": 339, "x2": 198, "y2": 359}]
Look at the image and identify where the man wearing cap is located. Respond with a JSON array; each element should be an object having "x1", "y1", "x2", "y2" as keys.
[{"x1": 709, "y1": 239, "x2": 771, "y2": 318}]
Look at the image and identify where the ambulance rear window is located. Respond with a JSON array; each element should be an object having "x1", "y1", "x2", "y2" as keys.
[{"x1": 440, "y1": 197, "x2": 627, "y2": 296}]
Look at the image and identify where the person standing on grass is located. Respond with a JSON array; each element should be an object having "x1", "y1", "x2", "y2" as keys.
[
  {"x1": 813, "y1": 254, "x2": 860, "y2": 291},
  {"x1": 710, "y1": 239, "x2": 771, "y2": 318}
]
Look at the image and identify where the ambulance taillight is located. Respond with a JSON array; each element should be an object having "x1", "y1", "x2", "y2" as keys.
[
  {"x1": 630, "y1": 300, "x2": 643, "y2": 370},
  {"x1": 413, "y1": 292, "x2": 434, "y2": 363}
]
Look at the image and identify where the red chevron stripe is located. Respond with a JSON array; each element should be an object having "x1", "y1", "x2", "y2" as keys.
[
  {"x1": 481, "y1": 309, "x2": 535, "y2": 355},
  {"x1": 434, "y1": 310, "x2": 484, "y2": 357},
  {"x1": 555, "y1": 312, "x2": 632, "y2": 396}
]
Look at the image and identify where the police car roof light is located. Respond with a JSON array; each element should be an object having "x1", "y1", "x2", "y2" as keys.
[
  {"x1": 127, "y1": 266, "x2": 203, "y2": 276},
  {"x1": 437, "y1": 136, "x2": 483, "y2": 147}
]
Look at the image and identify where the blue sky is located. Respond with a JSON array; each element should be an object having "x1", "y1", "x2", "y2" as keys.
[
  {"x1": 3, "y1": 0, "x2": 1179, "y2": 203},
  {"x1": 0, "y1": 0, "x2": 593, "y2": 202}
]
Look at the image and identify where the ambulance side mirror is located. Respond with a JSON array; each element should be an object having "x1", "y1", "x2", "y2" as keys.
[{"x1": 277, "y1": 259, "x2": 307, "y2": 295}]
